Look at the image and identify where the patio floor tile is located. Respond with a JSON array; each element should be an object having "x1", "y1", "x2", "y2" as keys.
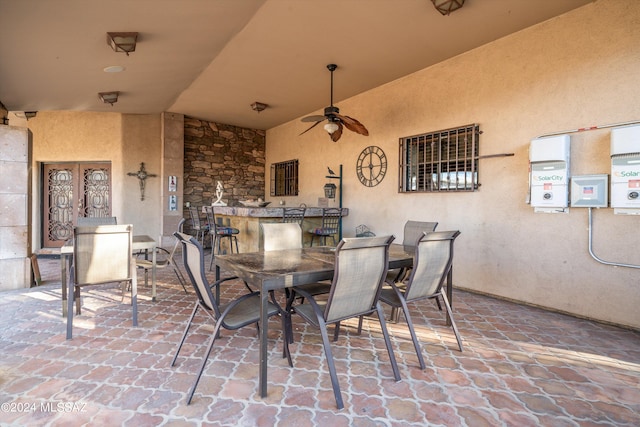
[{"x1": 0, "y1": 255, "x2": 638, "y2": 426}]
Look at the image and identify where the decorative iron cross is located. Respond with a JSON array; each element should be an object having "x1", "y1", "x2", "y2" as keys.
[{"x1": 127, "y1": 162, "x2": 157, "y2": 201}]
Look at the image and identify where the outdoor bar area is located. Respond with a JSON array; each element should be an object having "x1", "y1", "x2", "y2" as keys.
[{"x1": 211, "y1": 206, "x2": 348, "y2": 251}]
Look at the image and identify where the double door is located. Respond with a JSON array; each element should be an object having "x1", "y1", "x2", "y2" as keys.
[{"x1": 43, "y1": 162, "x2": 112, "y2": 248}]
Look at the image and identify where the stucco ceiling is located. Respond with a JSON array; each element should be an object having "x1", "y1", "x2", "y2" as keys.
[{"x1": 0, "y1": 0, "x2": 594, "y2": 130}]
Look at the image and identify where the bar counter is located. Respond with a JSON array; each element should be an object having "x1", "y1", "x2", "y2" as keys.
[{"x1": 212, "y1": 206, "x2": 348, "y2": 252}]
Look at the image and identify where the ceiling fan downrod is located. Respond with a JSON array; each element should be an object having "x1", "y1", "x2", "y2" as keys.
[{"x1": 327, "y1": 64, "x2": 337, "y2": 107}]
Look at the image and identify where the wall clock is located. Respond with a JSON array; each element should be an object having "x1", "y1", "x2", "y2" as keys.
[{"x1": 356, "y1": 145, "x2": 387, "y2": 187}]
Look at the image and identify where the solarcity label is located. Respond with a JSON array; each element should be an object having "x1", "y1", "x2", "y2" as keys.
[
  {"x1": 614, "y1": 170, "x2": 640, "y2": 178},
  {"x1": 532, "y1": 170, "x2": 567, "y2": 183}
]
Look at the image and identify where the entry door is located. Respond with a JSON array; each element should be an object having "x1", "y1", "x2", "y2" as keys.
[{"x1": 43, "y1": 162, "x2": 112, "y2": 247}]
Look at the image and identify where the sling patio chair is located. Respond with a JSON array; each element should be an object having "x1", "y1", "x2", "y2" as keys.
[
  {"x1": 286, "y1": 235, "x2": 400, "y2": 409},
  {"x1": 135, "y1": 218, "x2": 189, "y2": 294},
  {"x1": 379, "y1": 230, "x2": 463, "y2": 370},
  {"x1": 66, "y1": 224, "x2": 137, "y2": 339},
  {"x1": 171, "y1": 232, "x2": 291, "y2": 404}
]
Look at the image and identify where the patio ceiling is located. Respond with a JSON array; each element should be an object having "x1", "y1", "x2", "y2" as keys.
[{"x1": 0, "y1": 0, "x2": 594, "y2": 130}]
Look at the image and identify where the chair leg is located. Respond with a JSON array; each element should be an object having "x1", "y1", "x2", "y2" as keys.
[
  {"x1": 171, "y1": 303, "x2": 199, "y2": 366},
  {"x1": 66, "y1": 272, "x2": 75, "y2": 339},
  {"x1": 440, "y1": 292, "x2": 463, "y2": 352},
  {"x1": 398, "y1": 299, "x2": 426, "y2": 370},
  {"x1": 333, "y1": 321, "x2": 341, "y2": 342},
  {"x1": 171, "y1": 264, "x2": 189, "y2": 293},
  {"x1": 317, "y1": 318, "x2": 344, "y2": 410},
  {"x1": 130, "y1": 263, "x2": 138, "y2": 327},
  {"x1": 75, "y1": 286, "x2": 81, "y2": 315},
  {"x1": 280, "y1": 311, "x2": 293, "y2": 367},
  {"x1": 186, "y1": 318, "x2": 223, "y2": 405},
  {"x1": 376, "y1": 303, "x2": 401, "y2": 381},
  {"x1": 208, "y1": 246, "x2": 215, "y2": 271}
]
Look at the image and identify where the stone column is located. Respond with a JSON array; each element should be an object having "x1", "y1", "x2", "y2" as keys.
[
  {"x1": 160, "y1": 112, "x2": 184, "y2": 247},
  {"x1": 0, "y1": 125, "x2": 31, "y2": 290}
]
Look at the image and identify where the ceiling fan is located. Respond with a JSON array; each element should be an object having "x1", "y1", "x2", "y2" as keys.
[{"x1": 300, "y1": 64, "x2": 369, "y2": 142}]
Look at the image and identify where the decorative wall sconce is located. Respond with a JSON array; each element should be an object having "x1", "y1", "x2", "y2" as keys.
[
  {"x1": 325, "y1": 165, "x2": 343, "y2": 240},
  {"x1": 323, "y1": 183, "x2": 337, "y2": 199},
  {"x1": 107, "y1": 32, "x2": 138, "y2": 55},
  {"x1": 98, "y1": 91, "x2": 119, "y2": 105},
  {"x1": 250, "y1": 102, "x2": 268, "y2": 113},
  {"x1": 431, "y1": 0, "x2": 465, "y2": 15}
]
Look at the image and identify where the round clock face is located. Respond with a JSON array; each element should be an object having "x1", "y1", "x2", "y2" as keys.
[{"x1": 356, "y1": 145, "x2": 387, "y2": 187}]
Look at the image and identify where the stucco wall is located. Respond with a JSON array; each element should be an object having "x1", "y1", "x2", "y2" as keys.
[
  {"x1": 28, "y1": 111, "x2": 163, "y2": 244},
  {"x1": 265, "y1": 0, "x2": 640, "y2": 329}
]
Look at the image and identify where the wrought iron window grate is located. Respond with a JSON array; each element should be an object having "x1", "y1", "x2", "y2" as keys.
[
  {"x1": 400, "y1": 124, "x2": 480, "y2": 192},
  {"x1": 270, "y1": 159, "x2": 299, "y2": 197}
]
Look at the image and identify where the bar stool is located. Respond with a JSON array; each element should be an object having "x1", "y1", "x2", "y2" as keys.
[
  {"x1": 204, "y1": 206, "x2": 239, "y2": 270},
  {"x1": 308, "y1": 207, "x2": 342, "y2": 246},
  {"x1": 188, "y1": 206, "x2": 209, "y2": 247}
]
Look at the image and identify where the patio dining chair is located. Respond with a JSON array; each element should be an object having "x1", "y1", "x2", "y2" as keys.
[
  {"x1": 308, "y1": 207, "x2": 343, "y2": 246},
  {"x1": 282, "y1": 206, "x2": 306, "y2": 226},
  {"x1": 171, "y1": 232, "x2": 291, "y2": 404},
  {"x1": 387, "y1": 220, "x2": 438, "y2": 283},
  {"x1": 66, "y1": 224, "x2": 137, "y2": 339},
  {"x1": 286, "y1": 235, "x2": 400, "y2": 409},
  {"x1": 135, "y1": 218, "x2": 188, "y2": 294},
  {"x1": 188, "y1": 206, "x2": 209, "y2": 247},
  {"x1": 261, "y1": 222, "x2": 331, "y2": 342},
  {"x1": 204, "y1": 205, "x2": 239, "y2": 270},
  {"x1": 379, "y1": 230, "x2": 463, "y2": 370}
]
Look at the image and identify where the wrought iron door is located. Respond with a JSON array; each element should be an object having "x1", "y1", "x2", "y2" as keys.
[{"x1": 43, "y1": 162, "x2": 112, "y2": 247}]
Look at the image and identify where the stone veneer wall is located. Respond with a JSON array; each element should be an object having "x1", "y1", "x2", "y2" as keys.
[
  {"x1": 183, "y1": 116, "x2": 266, "y2": 213},
  {"x1": 0, "y1": 125, "x2": 31, "y2": 290}
]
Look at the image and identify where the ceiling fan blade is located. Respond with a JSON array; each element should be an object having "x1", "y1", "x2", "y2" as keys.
[
  {"x1": 330, "y1": 122, "x2": 343, "y2": 142},
  {"x1": 299, "y1": 120, "x2": 323, "y2": 136},
  {"x1": 301, "y1": 115, "x2": 327, "y2": 123},
  {"x1": 335, "y1": 114, "x2": 369, "y2": 136}
]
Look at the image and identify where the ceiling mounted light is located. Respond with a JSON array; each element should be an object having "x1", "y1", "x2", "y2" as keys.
[
  {"x1": 250, "y1": 102, "x2": 268, "y2": 113},
  {"x1": 98, "y1": 91, "x2": 119, "y2": 105},
  {"x1": 107, "y1": 32, "x2": 138, "y2": 55},
  {"x1": 431, "y1": 0, "x2": 465, "y2": 15},
  {"x1": 103, "y1": 65, "x2": 125, "y2": 73},
  {"x1": 14, "y1": 111, "x2": 37, "y2": 120}
]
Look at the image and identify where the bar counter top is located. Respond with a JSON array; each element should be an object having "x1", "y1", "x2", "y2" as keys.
[
  {"x1": 210, "y1": 205, "x2": 348, "y2": 252},
  {"x1": 211, "y1": 206, "x2": 348, "y2": 218}
]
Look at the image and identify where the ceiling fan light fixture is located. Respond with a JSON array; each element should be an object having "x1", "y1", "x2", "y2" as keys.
[
  {"x1": 107, "y1": 32, "x2": 138, "y2": 55},
  {"x1": 98, "y1": 91, "x2": 119, "y2": 105},
  {"x1": 324, "y1": 122, "x2": 339, "y2": 134},
  {"x1": 431, "y1": 0, "x2": 465, "y2": 16}
]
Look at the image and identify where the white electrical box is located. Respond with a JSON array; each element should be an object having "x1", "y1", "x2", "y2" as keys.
[
  {"x1": 571, "y1": 174, "x2": 608, "y2": 208},
  {"x1": 611, "y1": 124, "x2": 640, "y2": 214},
  {"x1": 530, "y1": 135, "x2": 570, "y2": 212}
]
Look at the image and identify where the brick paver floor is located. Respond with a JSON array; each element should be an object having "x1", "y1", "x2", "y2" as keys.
[{"x1": 1, "y1": 254, "x2": 638, "y2": 426}]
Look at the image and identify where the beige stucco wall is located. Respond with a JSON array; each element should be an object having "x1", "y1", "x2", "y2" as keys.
[
  {"x1": 266, "y1": 0, "x2": 640, "y2": 329},
  {"x1": 28, "y1": 111, "x2": 163, "y2": 245}
]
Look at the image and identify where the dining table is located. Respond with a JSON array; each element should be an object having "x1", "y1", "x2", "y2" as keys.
[
  {"x1": 213, "y1": 243, "x2": 456, "y2": 398},
  {"x1": 59, "y1": 234, "x2": 157, "y2": 316}
]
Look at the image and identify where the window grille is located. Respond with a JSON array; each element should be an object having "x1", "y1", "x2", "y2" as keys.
[
  {"x1": 270, "y1": 159, "x2": 299, "y2": 196},
  {"x1": 399, "y1": 124, "x2": 480, "y2": 192}
]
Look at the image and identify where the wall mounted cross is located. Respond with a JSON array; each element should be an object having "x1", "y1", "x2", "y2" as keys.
[{"x1": 127, "y1": 162, "x2": 157, "y2": 201}]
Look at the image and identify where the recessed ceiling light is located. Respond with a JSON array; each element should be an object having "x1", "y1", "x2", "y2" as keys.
[{"x1": 103, "y1": 65, "x2": 125, "y2": 73}]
